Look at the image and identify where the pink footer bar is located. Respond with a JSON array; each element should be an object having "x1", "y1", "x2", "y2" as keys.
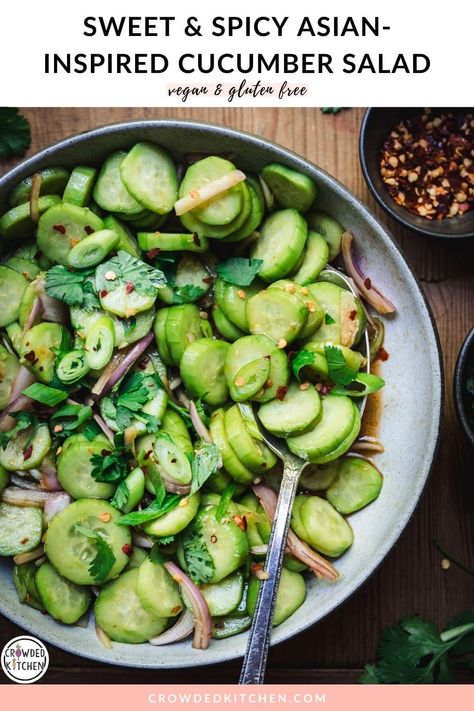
[{"x1": 2, "y1": 684, "x2": 473, "y2": 710}]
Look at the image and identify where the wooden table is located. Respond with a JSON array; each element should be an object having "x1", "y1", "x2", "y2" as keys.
[{"x1": 1, "y1": 108, "x2": 473, "y2": 685}]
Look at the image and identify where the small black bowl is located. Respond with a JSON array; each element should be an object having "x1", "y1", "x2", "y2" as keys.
[
  {"x1": 359, "y1": 108, "x2": 474, "y2": 239},
  {"x1": 454, "y1": 326, "x2": 474, "y2": 447}
]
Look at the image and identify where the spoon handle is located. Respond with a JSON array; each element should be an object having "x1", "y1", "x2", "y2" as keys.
[{"x1": 239, "y1": 457, "x2": 303, "y2": 685}]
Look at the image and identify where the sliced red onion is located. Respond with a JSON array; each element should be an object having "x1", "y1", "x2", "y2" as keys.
[
  {"x1": 252, "y1": 483, "x2": 339, "y2": 581},
  {"x1": 2, "y1": 337, "x2": 16, "y2": 355},
  {"x1": 29, "y1": 173, "x2": 42, "y2": 224},
  {"x1": 75, "y1": 610, "x2": 91, "y2": 629},
  {"x1": 176, "y1": 388, "x2": 190, "y2": 409},
  {"x1": 259, "y1": 175, "x2": 275, "y2": 212},
  {"x1": 149, "y1": 609, "x2": 194, "y2": 646},
  {"x1": 250, "y1": 544, "x2": 268, "y2": 556},
  {"x1": 41, "y1": 460, "x2": 62, "y2": 491},
  {"x1": 164, "y1": 561, "x2": 211, "y2": 650},
  {"x1": 350, "y1": 437, "x2": 385, "y2": 454},
  {"x1": 132, "y1": 532, "x2": 154, "y2": 549},
  {"x1": 10, "y1": 473, "x2": 41, "y2": 490},
  {"x1": 35, "y1": 278, "x2": 68, "y2": 323},
  {"x1": 0, "y1": 369, "x2": 36, "y2": 430},
  {"x1": 92, "y1": 332, "x2": 154, "y2": 398},
  {"x1": 341, "y1": 232, "x2": 397, "y2": 315},
  {"x1": 189, "y1": 400, "x2": 212, "y2": 444},
  {"x1": 34, "y1": 556, "x2": 47, "y2": 567},
  {"x1": 21, "y1": 296, "x2": 42, "y2": 335},
  {"x1": 13, "y1": 545, "x2": 45, "y2": 565},
  {"x1": 93, "y1": 414, "x2": 115, "y2": 444},
  {"x1": 1, "y1": 486, "x2": 65, "y2": 508},
  {"x1": 169, "y1": 377, "x2": 182, "y2": 391},
  {"x1": 95, "y1": 621, "x2": 113, "y2": 649},
  {"x1": 44, "y1": 493, "x2": 71, "y2": 525},
  {"x1": 27, "y1": 468, "x2": 42, "y2": 481}
]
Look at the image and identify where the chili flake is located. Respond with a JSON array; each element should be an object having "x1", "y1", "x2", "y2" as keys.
[
  {"x1": 125, "y1": 282, "x2": 135, "y2": 294},
  {"x1": 23, "y1": 445, "x2": 33, "y2": 461},
  {"x1": 376, "y1": 346, "x2": 390, "y2": 362},
  {"x1": 53, "y1": 224, "x2": 66, "y2": 234},
  {"x1": 84, "y1": 225, "x2": 94, "y2": 235},
  {"x1": 146, "y1": 248, "x2": 161, "y2": 259},
  {"x1": 122, "y1": 544, "x2": 133, "y2": 556},
  {"x1": 276, "y1": 385, "x2": 289, "y2": 401}
]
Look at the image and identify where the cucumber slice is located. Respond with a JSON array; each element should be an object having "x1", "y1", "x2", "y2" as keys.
[
  {"x1": 67, "y1": 229, "x2": 120, "y2": 269},
  {"x1": 312, "y1": 403, "x2": 361, "y2": 464},
  {"x1": 0, "y1": 466, "x2": 9, "y2": 496},
  {"x1": 0, "y1": 195, "x2": 61, "y2": 245},
  {"x1": 6, "y1": 322, "x2": 23, "y2": 353},
  {"x1": 137, "y1": 558, "x2": 184, "y2": 617},
  {"x1": 250, "y1": 209, "x2": 308, "y2": 282},
  {"x1": 180, "y1": 338, "x2": 229, "y2": 406},
  {"x1": 247, "y1": 567, "x2": 306, "y2": 626},
  {"x1": 97, "y1": 270, "x2": 157, "y2": 319},
  {"x1": 95, "y1": 568, "x2": 167, "y2": 643},
  {"x1": 117, "y1": 467, "x2": 146, "y2": 514},
  {"x1": 307, "y1": 211, "x2": 344, "y2": 261},
  {"x1": 222, "y1": 182, "x2": 264, "y2": 242},
  {"x1": 0, "y1": 503, "x2": 43, "y2": 556},
  {"x1": 93, "y1": 152, "x2": 144, "y2": 216},
  {"x1": 124, "y1": 546, "x2": 148, "y2": 570},
  {"x1": 212, "y1": 615, "x2": 252, "y2": 639},
  {"x1": 9, "y1": 168, "x2": 70, "y2": 207},
  {"x1": 57, "y1": 435, "x2": 116, "y2": 500},
  {"x1": 63, "y1": 166, "x2": 97, "y2": 207},
  {"x1": 20, "y1": 322, "x2": 70, "y2": 383},
  {"x1": 0, "y1": 266, "x2": 28, "y2": 327},
  {"x1": 225, "y1": 334, "x2": 290, "y2": 404},
  {"x1": 286, "y1": 394, "x2": 355, "y2": 462},
  {"x1": 35, "y1": 562, "x2": 91, "y2": 624},
  {"x1": 214, "y1": 277, "x2": 262, "y2": 332},
  {"x1": 103, "y1": 215, "x2": 140, "y2": 258},
  {"x1": 114, "y1": 309, "x2": 155, "y2": 349},
  {"x1": 13, "y1": 562, "x2": 45, "y2": 610},
  {"x1": 326, "y1": 456, "x2": 383, "y2": 514},
  {"x1": 157, "y1": 255, "x2": 211, "y2": 306},
  {"x1": 154, "y1": 434, "x2": 192, "y2": 486},
  {"x1": 0, "y1": 423, "x2": 51, "y2": 472},
  {"x1": 120, "y1": 142, "x2": 178, "y2": 215},
  {"x1": 84, "y1": 315, "x2": 115, "y2": 370},
  {"x1": 18, "y1": 281, "x2": 38, "y2": 329},
  {"x1": 298, "y1": 462, "x2": 340, "y2": 492},
  {"x1": 0, "y1": 345, "x2": 19, "y2": 409},
  {"x1": 44, "y1": 499, "x2": 131, "y2": 585},
  {"x1": 291, "y1": 231, "x2": 329, "y2": 285},
  {"x1": 142, "y1": 492, "x2": 200, "y2": 537},
  {"x1": 179, "y1": 181, "x2": 252, "y2": 239},
  {"x1": 230, "y1": 357, "x2": 270, "y2": 402},
  {"x1": 179, "y1": 157, "x2": 242, "y2": 226},
  {"x1": 340, "y1": 290, "x2": 367, "y2": 348},
  {"x1": 187, "y1": 505, "x2": 249, "y2": 583},
  {"x1": 209, "y1": 409, "x2": 255, "y2": 485},
  {"x1": 164, "y1": 304, "x2": 203, "y2": 365},
  {"x1": 138, "y1": 231, "x2": 209, "y2": 253},
  {"x1": 212, "y1": 305, "x2": 245, "y2": 342},
  {"x1": 5, "y1": 257, "x2": 41, "y2": 281},
  {"x1": 224, "y1": 405, "x2": 277, "y2": 475},
  {"x1": 269, "y1": 280, "x2": 324, "y2": 339},
  {"x1": 199, "y1": 570, "x2": 244, "y2": 616},
  {"x1": 36, "y1": 202, "x2": 104, "y2": 266},
  {"x1": 161, "y1": 409, "x2": 191, "y2": 441},
  {"x1": 303, "y1": 282, "x2": 342, "y2": 345},
  {"x1": 258, "y1": 382, "x2": 321, "y2": 436},
  {"x1": 261, "y1": 163, "x2": 317, "y2": 213},
  {"x1": 246, "y1": 287, "x2": 309, "y2": 345},
  {"x1": 291, "y1": 494, "x2": 353, "y2": 557},
  {"x1": 153, "y1": 309, "x2": 173, "y2": 365}
]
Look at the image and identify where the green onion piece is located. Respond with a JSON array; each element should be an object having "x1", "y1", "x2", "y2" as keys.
[
  {"x1": 22, "y1": 382, "x2": 68, "y2": 406},
  {"x1": 215, "y1": 483, "x2": 237, "y2": 522}
]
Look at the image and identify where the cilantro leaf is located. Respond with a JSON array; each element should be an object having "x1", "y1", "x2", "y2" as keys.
[
  {"x1": 96, "y1": 251, "x2": 165, "y2": 297},
  {"x1": 360, "y1": 614, "x2": 474, "y2": 684},
  {"x1": 73, "y1": 523, "x2": 116, "y2": 583},
  {"x1": 45, "y1": 266, "x2": 100, "y2": 310},
  {"x1": 90, "y1": 447, "x2": 129, "y2": 483},
  {"x1": 110, "y1": 480, "x2": 129, "y2": 510},
  {"x1": 324, "y1": 313, "x2": 336, "y2": 325},
  {"x1": 291, "y1": 350, "x2": 316, "y2": 382},
  {"x1": 216, "y1": 257, "x2": 263, "y2": 286},
  {"x1": 324, "y1": 345, "x2": 359, "y2": 386},
  {"x1": 0, "y1": 411, "x2": 39, "y2": 450},
  {"x1": 83, "y1": 420, "x2": 101, "y2": 441},
  {"x1": 105, "y1": 371, "x2": 162, "y2": 433},
  {"x1": 156, "y1": 534, "x2": 175, "y2": 546},
  {"x1": 117, "y1": 493, "x2": 181, "y2": 526},
  {"x1": 149, "y1": 543, "x2": 167, "y2": 564},
  {"x1": 173, "y1": 284, "x2": 206, "y2": 304},
  {"x1": 190, "y1": 442, "x2": 220, "y2": 496},
  {"x1": 182, "y1": 522, "x2": 215, "y2": 584},
  {"x1": 0, "y1": 108, "x2": 31, "y2": 158},
  {"x1": 215, "y1": 482, "x2": 237, "y2": 522}
]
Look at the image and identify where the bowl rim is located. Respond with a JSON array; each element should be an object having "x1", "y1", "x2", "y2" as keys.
[
  {"x1": 359, "y1": 108, "x2": 474, "y2": 240},
  {"x1": 0, "y1": 118, "x2": 444, "y2": 668},
  {"x1": 453, "y1": 326, "x2": 474, "y2": 447}
]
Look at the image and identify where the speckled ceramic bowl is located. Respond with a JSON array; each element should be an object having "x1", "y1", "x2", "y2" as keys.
[{"x1": 0, "y1": 120, "x2": 443, "y2": 669}]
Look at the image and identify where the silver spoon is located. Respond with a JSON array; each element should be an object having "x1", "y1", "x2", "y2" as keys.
[{"x1": 239, "y1": 267, "x2": 369, "y2": 685}]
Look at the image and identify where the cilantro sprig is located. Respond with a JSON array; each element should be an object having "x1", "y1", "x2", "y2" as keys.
[
  {"x1": 73, "y1": 523, "x2": 116, "y2": 584},
  {"x1": 182, "y1": 521, "x2": 215, "y2": 584},
  {"x1": 0, "y1": 108, "x2": 31, "y2": 159},
  {"x1": 45, "y1": 266, "x2": 100, "y2": 311},
  {"x1": 291, "y1": 350, "x2": 316, "y2": 382},
  {"x1": 90, "y1": 446, "x2": 129, "y2": 484},
  {"x1": 216, "y1": 257, "x2": 263, "y2": 286},
  {"x1": 96, "y1": 251, "x2": 165, "y2": 297},
  {"x1": 101, "y1": 371, "x2": 162, "y2": 433},
  {"x1": 190, "y1": 441, "x2": 220, "y2": 496},
  {"x1": 324, "y1": 345, "x2": 359, "y2": 386},
  {"x1": 361, "y1": 613, "x2": 474, "y2": 684},
  {"x1": 0, "y1": 412, "x2": 39, "y2": 450},
  {"x1": 116, "y1": 493, "x2": 181, "y2": 526}
]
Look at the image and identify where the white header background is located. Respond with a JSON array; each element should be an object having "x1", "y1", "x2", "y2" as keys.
[{"x1": 1, "y1": 0, "x2": 473, "y2": 106}]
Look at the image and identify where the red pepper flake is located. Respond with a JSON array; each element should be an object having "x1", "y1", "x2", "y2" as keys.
[
  {"x1": 214, "y1": 621, "x2": 225, "y2": 630},
  {"x1": 101, "y1": 449, "x2": 111, "y2": 457},
  {"x1": 84, "y1": 225, "x2": 94, "y2": 235},
  {"x1": 146, "y1": 248, "x2": 161, "y2": 259},
  {"x1": 320, "y1": 383, "x2": 334, "y2": 396},
  {"x1": 202, "y1": 276, "x2": 214, "y2": 284},
  {"x1": 20, "y1": 537, "x2": 30, "y2": 545},
  {"x1": 192, "y1": 233, "x2": 201, "y2": 246},
  {"x1": 138, "y1": 357, "x2": 148, "y2": 370},
  {"x1": 53, "y1": 224, "x2": 66, "y2": 234},
  {"x1": 171, "y1": 605, "x2": 182, "y2": 615},
  {"x1": 122, "y1": 544, "x2": 133, "y2": 557},
  {"x1": 377, "y1": 346, "x2": 390, "y2": 361},
  {"x1": 125, "y1": 282, "x2": 135, "y2": 294},
  {"x1": 100, "y1": 289, "x2": 108, "y2": 298},
  {"x1": 276, "y1": 385, "x2": 289, "y2": 401},
  {"x1": 349, "y1": 309, "x2": 357, "y2": 321},
  {"x1": 24, "y1": 350, "x2": 37, "y2": 364},
  {"x1": 364, "y1": 278, "x2": 372, "y2": 290},
  {"x1": 23, "y1": 445, "x2": 33, "y2": 461}
]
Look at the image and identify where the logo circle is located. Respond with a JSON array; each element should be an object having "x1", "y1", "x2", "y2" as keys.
[{"x1": 1, "y1": 636, "x2": 49, "y2": 684}]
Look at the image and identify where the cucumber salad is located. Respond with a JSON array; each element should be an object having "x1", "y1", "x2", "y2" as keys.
[{"x1": 0, "y1": 142, "x2": 395, "y2": 650}]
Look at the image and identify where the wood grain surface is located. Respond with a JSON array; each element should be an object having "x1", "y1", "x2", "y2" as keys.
[{"x1": 1, "y1": 107, "x2": 473, "y2": 685}]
